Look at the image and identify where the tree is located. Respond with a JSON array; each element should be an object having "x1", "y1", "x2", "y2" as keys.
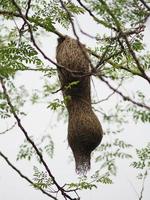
[{"x1": 0, "y1": 0, "x2": 150, "y2": 199}]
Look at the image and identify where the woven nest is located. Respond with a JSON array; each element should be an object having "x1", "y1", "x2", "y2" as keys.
[{"x1": 56, "y1": 36, "x2": 103, "y2": 174}]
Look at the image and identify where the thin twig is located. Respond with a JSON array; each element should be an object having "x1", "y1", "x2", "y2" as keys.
[
  {"x1": 127, "y1": 178, "x2": 140, "y2": 199},
  {"x1": 76, "y1": 0, "x2": 117, "y2": 31},
  {"x1": 0, "y1": 122, "x2": 17, "y2": 135},
  {"x1": 99, "y1": 76, "x2": 150, "y2": 110},
  {"x1": 92, "y1": 80, "x2": 123, "y2": 104},
  {"x1": 0, "y1": 151, "x2": 57, "y2": 200},
  {"x1": 139, "y1": 170, "x2": 148, "y2": 200}
]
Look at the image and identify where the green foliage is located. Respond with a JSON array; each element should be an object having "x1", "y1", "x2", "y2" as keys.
[
  {"x1": 68, "y1": 181, "x2": 97, "y2": 190},
  {"x1": 130, "y1": 142, "x2": 150, "y2": 193},
  {"x1": 131, "y1": 143, "x2": 150, "y2": 170},
  {"x1": 17, "y1": 135, "x2": 54, "y2": 161},
  {"x1": 0, "y1": 41, "x2": 45, "y2": 77},
  {"x1": 0, "y1": 81, "x2": 27, "y2": 118},
  {"x1": 0, "y1": 0, "x2": 149, "y2": 198},
  {"x1": 97, "y1": 173, "x2": 113, "y2": 184},
  {"x1": 128, "y1": 105, "x2": 150, "y2": 123},
  {"x1": 29, "y1": 0, "x2": 85, "y2": 29},
  {"x1": 0, "y1": 94, "x2": 11, "y2": 118},
  {"x1": 43, "y1": 80, "x2": 59, "y2": 97},
  {"x1": 91, "y1": 170, "x2": 113, "y2": 184},
  {"x1": 47, "y1": 1, "x2": 85, "y2": 28},
  {"x1": 17, "y1": 141, "x2": 34, "y2": 161},
  {"x1": 0, "y1": 0, "x2": 16, "y2": 12},
  {"x1": 42, "y1": 135, "x2": 54, "y2": 159},
  {"x1": 95, "y1": 137, "x2": 132, "y2": 177},
  {"x1": 65, "y1": 81, "x2": 80, "y2": 90},
  {"x1": 46, "y1": 81, "x2": 78, "y2": 111},
  {"x1": 30, "y1": 92, "x2": 39, "y2": 104},
  {"x1": 114, "y1": 138, "x2": 133, "y2": 149},
  {"x1": 102, "y1": 102, "x2": 128, "y2": 125},
  {"x1": 67, "y1": 176, "x2": 97, "y2": 190},
  {"x1": 33, "y1": 166, "x2": 53, "y2": 189},
  {"x1": 87, "y1": 0, "x2": 148, "y2": 27},
  {"x1": 48, "y1": 98, "x2": 65, "y2": 111},
  {"x1": 133, "y1": 109, "x2": 150, "y2": 123},
  {"x1": 29, "y1": 16, "x2": 55, "y2": 32}
]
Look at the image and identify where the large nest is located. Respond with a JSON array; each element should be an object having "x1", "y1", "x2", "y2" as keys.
[{"x1": 56, "y1": 36, "x2": 103, "y2": 174}]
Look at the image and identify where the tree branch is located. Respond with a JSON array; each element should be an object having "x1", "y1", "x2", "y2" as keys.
[
  {"x1": 99, "y1": 0, "x2": 150, "y2": 84},
  {"x1": 0, "y1": 151, "x2": 57, "y2": 200},
  {"x1": 0, "y1": 2, "x2": 149, "y2": 106},
  {"x1": 99, "y1": 76, "x2": 150, "y2": 110},
  {"x1": 0, "y1": 77, "x2": 77, "y2": 200},
  {"x1": 59, "y1": 0, "x2": 94, "y2": 70},
  {"x1": 92, "y1": 80, "x2": 123, "y2": 104},
  {"x1": 76, "y1": 0, "x2": 117, "y2": 31},
  {"x1": 0, "y1": 8, "x2": 147, "y2": 81},
  {"x1": 0, "y1": 7, "x2": 91, "y2": 77},
  {"x1": 139, "y1": 0, "x2": 150, "y2": 11}
]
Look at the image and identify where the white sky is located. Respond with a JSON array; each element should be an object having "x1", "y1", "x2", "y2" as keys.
[{"x1": 0, "y1": 8, "x2": 150, "y2": 200}]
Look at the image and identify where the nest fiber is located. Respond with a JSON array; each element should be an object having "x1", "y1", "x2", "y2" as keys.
[{"x1": 56, "y1": 36, "x2": 103, "y2": 174}]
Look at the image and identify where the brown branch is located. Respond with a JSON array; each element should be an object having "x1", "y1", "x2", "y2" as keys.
[
  {"x1": 19, "y1": 0, "x2": 32, "y2": 33},
  {"x1": 0, "y1": 9, "x2": 99, "y2": 72},
  {"x1": 117, "y1": 66, "x2": 143, "y2": 77},
  {"x1": 0, "y1": 10, "x2": 63, "y2": 38},
  {"x1": 25, "y1": 0, "x2": 32, "y2": 17},
  {"x1": 76, "y1": 0, "x2": 117, "y2": 31},
  {"x1": 99, "y1": 0, "x2": 150, "y2": 84},
  {"x1": 99, "y1": 76, "x2": 150, "y2": 110},
  {"x1": 0, "y1": 151, "x2": 57, "y2": 200},
  {"x1": 59, "y1": 0, "x2": 94, "y2": 70},
  {"x1": 0, "y1": 8, "x2": 148, "y2": 82},
  {"x1": 76, "y1": 15, "x2": 144, "y2": 42},
  {"x1": 75, "y1": 19, "x2": 97, "y2": 39},
  {"x1": 0, "y1": 77, "x2": 76, "y2": 200},
  {"x1": 95, "y1": 42, "x2": 114, "y2": 70},
  {"x1": 0, "y1": 3, "x2": 149, "y2": 103},
  {"x1": 139, "y1": 0, "x2": 150, "y2": 11},
  {"x1": 0, "y1": 10, "x2": 94, "y2": 80},
  {"x1": 120, "y1": 34, "x2": 150, "y2": 84},
  {"x1": 0, "y1": 6, "x2": 91, "y2": 77},
  {"x1": 51, "y1": 87, "x2": 63, "y2": 94}
]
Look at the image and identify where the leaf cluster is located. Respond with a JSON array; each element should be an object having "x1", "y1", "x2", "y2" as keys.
[
  {"x1": 0, "y1": 81, "x2": 27, "y2": 118},
  {"x1": 17, "y1": 135, "x2": 54, "y2": 161},
  {"x1": 0, "y1": 41, "x2": 44, "y2": 77},
  {"x1": 33, "y1": 166, "x2": 53, "y2": 190},
  {"x1": 131, "y1": 143, "x2": 150, "y2": 170}
]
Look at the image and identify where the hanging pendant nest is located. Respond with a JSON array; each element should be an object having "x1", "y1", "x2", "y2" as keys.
[{"x1": 56, "y1": 36, "x2": 103, "y2": 174}]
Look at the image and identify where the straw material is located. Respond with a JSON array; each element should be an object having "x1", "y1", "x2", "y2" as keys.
[{"x1": 56, "y1": 36, "x2": 103, "y2": 174}]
